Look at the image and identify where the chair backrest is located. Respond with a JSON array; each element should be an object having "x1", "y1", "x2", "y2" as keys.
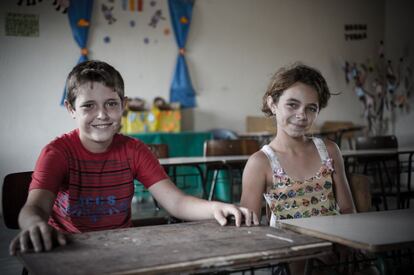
[
  {"x1": 147, "y1": 144, "x2": 169, "y2": 158},
  {"x1": 2, "y1": 171, "x2": 32, "y2": 229},
  {"x1": 204, "y1": 139, "x2": 259, "y2": 156},
  {"x1": 355, "y1": 135, "x2": 398, "y2": 150},
  {"x1": 209, "y1": 128, "x2": 239, "y2": 140},
  {"x1": 349, "y1": 173, "x2": 372, "y2": 213}
]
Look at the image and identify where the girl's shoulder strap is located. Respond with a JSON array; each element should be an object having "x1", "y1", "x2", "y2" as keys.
[
  {"x1": 261, "y1": 145, "x2": 282, "y2": 172},
  {"x1": 312, "y1": 137, "x2": 330, "y2": 162}
]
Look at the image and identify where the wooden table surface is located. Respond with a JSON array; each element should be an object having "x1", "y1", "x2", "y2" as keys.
[
  {"x1": 18, "y1": 221, "x2": 332, "y2": 275},
  {"x1": 278, "y1": 209, "x2": 414, "y2": 253}
]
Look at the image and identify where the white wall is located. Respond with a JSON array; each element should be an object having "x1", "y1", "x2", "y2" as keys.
[
  {"x1": 1, "y1": 0, "x2": 412, "y2": 211},
  {"x1": 385, "y1": 0, "x2": 414, "y2": 146}
]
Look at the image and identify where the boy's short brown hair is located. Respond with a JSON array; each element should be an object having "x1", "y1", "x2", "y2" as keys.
[
  {"x1": 65, "y1": 60, "x2": 125, "y2": 107},
  {"x1": 262, "y1": 63, "x2": 331, "y2": 116}
]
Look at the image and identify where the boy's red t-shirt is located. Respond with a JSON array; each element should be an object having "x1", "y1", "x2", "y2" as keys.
[{"x1": 30, "y1": 129, "x2": 168, "y2": 233}]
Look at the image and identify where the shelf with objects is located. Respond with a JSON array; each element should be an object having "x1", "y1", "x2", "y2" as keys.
[{"x1": 120, "y1": 97, "x2": 212, "y2": 202}]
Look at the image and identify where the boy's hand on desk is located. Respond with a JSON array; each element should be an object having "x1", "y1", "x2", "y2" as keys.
[
  {"x1": 211, "y1": 202, "x2": 259, "y2": 227},
  {"x1": 9, "y1": 221, "x2": 67, "y2": 255}
]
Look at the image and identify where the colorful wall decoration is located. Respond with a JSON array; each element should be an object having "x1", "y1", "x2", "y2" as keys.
[
  {"x1": 121, "y1": 108, "x2": 181, "y2": 133},
  {"x1": 343, "y1": 41, "x2": 413, "y2": 135}
]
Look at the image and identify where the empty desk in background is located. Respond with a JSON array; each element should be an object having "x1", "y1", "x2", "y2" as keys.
[
  {"x1": 17, "y1": 221, "x2": 332, "y2": 274},
  {"x1": 129, "y1": 131, "x2": 212, "y2": 197}
]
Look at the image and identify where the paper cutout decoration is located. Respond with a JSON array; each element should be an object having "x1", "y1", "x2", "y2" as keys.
[
  {"x1": 149, "y1": 9, "x2": 165, "y2": 28},
  {"x1": 17, "y1": 0, "x2": 69, "y2": 13},
  {"x1": 343, "y1": 41, "x2": 413, "y2": 135},
  {"x1": 101, "y1": 4, "x2": 117, "y2": 24}
]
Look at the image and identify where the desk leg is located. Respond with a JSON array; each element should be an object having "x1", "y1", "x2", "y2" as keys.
[
  {"x1": 406, "y1": 153, "x2": 413, "y2": 208},
  {"x1": 375, "y1": 253, "x2": 389, "y2": 275},
  {"x1": 304, "y1": 259, "x2": 313, "y2": 275}
]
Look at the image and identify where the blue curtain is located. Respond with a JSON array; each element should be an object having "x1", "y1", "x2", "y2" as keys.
[
  {"x1": 168, "y1": 0, "x2": 196, "y2": 108},
  {"x1": 60, "y1": 0, "x2": 94, "y2": 105}
]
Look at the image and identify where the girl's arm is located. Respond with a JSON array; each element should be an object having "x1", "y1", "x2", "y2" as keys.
[
  {"x1": 149, "y1": 179, "x2": 259, "y2": 226},
  {"x1": 326, "y1": 140, "x2": 357, "y2": 214},
  {"x1": 240, "y1": 152, "x2": 268, "y2": 219}
]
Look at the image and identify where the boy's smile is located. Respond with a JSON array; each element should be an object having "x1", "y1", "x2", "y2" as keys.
[{"x1": 65, "y1": 81, "x2": 125, "y2": 153}]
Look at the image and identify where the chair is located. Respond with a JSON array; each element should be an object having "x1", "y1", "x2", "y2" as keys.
[
  {"x1": 203, "y1": 139, "x2": 259, "y2": 202},
  {"x1": 145, "y1": 144, "x2": 170, "y2": 211},
  {"x1": 355, "y1": 135, "x2": 400, "y2": 210},
  {"x1": 147, "y1": 143, "x2": 169, "y2": 159},
  {"x1": 209, "y1": 128, "x2": 239, "y2": 140},
  {"x1": 2, "y1": 172, "x2": 32, "y2": 275},
  {"x1": 349, "y1": 173, "x2": 372, "y2": 213},
  {"x1": 2, "y1": 171, "x2": 32, "y2": 229},
  {"x1": 320, "y1": 120, "x2": 358, "y2": 149}
]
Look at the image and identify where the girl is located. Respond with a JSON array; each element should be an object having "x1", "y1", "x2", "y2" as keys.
[{"x1": 241, "y1": 63, "x2": 356, "y2": 226}]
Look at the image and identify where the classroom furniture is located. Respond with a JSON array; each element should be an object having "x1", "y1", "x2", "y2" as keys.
[
  {"x1": 17, "y1": 220, "x2": 332, "y2": 275},
  {"x1": 238, "y1": 131, "x2": 274, "y2": 147},
  {"x1": 203, "y1": 139, "x2": 259, "y2": 202},
  {"x1": 245, "y1": 116, "x2": 276, "y2": 133},
  {"x1": 348, "y1": 173, "x2": 372, "y2": 213},
  {"x1": 129, "y1": 131, "x2": 212, "y2": 197},
  {"x1": 342, "y1": 146, "x2": 414, "y2": 210},
  {"x1": 355, "y1": 135, "x2": 399, "y2": 210},
  {"x1": 209, "y1": 128, "x2": 239, "y2": 140},
  {"x1": 278, "y1": 209, "x2": 414, "y2": 275},
  {"x1": 158, "y1": 155, "x2": 250, "y2": 200},
  {"x1": 129, "y1": 131, "x2": 211, "y2": 157},
  {"x1": 2, "y1": 171, "x2": 32, "y2": 229},
  {"x1": 2, "y1": 171, "x2": 32, "y2": 275},
  {"x1": 319, "y1": 121, "x2": 364, "y2": 149}
]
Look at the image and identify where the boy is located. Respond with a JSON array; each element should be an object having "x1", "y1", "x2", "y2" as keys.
[{"x1": 10, "y1": 60, "x2": 259, "y2": 255}]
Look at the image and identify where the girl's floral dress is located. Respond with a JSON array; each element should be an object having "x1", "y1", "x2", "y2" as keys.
[{"x1": 262, "y1": 138, "x2": 340, "y2": 227}]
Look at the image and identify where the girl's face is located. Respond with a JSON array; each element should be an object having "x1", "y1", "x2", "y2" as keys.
[
  {"x1": 269, "y1": 82, "x2": 319, "y2": 138},
  {"x1": 65, "y1": 81, "x2": 125, "y2": 153}
]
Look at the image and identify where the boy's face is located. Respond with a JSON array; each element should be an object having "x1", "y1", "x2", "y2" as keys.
[{"x1": 65, "y1": 81, "x2": 125, "y2": 153}]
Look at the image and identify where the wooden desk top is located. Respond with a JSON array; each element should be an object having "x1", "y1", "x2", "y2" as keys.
[
  {"x1": 341, "y1": 146, "x2": 414, "y2": 158},
  {"x1": 158, "y1": 155, "x2": 250, "y2": 166},
  {"x1": 279, "y1": 209, "x2": 414, "y2": 253},
  {"x1": 18, "y1": 221, "x2": 332, "y2": 275}
]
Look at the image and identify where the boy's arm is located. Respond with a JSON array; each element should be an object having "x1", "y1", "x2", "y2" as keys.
[
  {"x1": 148, "y1": 179, "x2": 259, "y2": 226},
  {"x1": 9, "y1": 189, "x2": 66, "y2": 255}
]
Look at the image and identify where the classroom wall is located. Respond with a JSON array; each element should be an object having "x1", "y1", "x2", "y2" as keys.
[{"x1": 0, "y1": 0, "x2": 413, "y2": 213}]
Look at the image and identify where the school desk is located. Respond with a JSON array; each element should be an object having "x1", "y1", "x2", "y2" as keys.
[
  {"x1": 341, "y1": 146, "x2": 414, "y2": 209},
  {"x1": 159, "y1": 155, "x2": 250, "y2": 200},
  {"x1": 17, "y1": 221, "x2": 332, "y2": 275},
  {"x1": 129, "y1": 131, "x2": 213, "y2": 198},
  {"x1": 278, "y1": 209, "x2": 414, "y2": 274}
]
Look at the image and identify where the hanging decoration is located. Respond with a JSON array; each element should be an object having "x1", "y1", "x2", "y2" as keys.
[
  {"x1": 17, "y1": 0, "x2": 69, "y2": 13},
  {"x1": 343, "y1": 41, "x2": 413, "y2": 135},
  {"x1": 60, "y1": 0, "x2": 93, "y2": 105},
  {"x1": 168, "y1": 0, "x2": 196, "y2": 108}
]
